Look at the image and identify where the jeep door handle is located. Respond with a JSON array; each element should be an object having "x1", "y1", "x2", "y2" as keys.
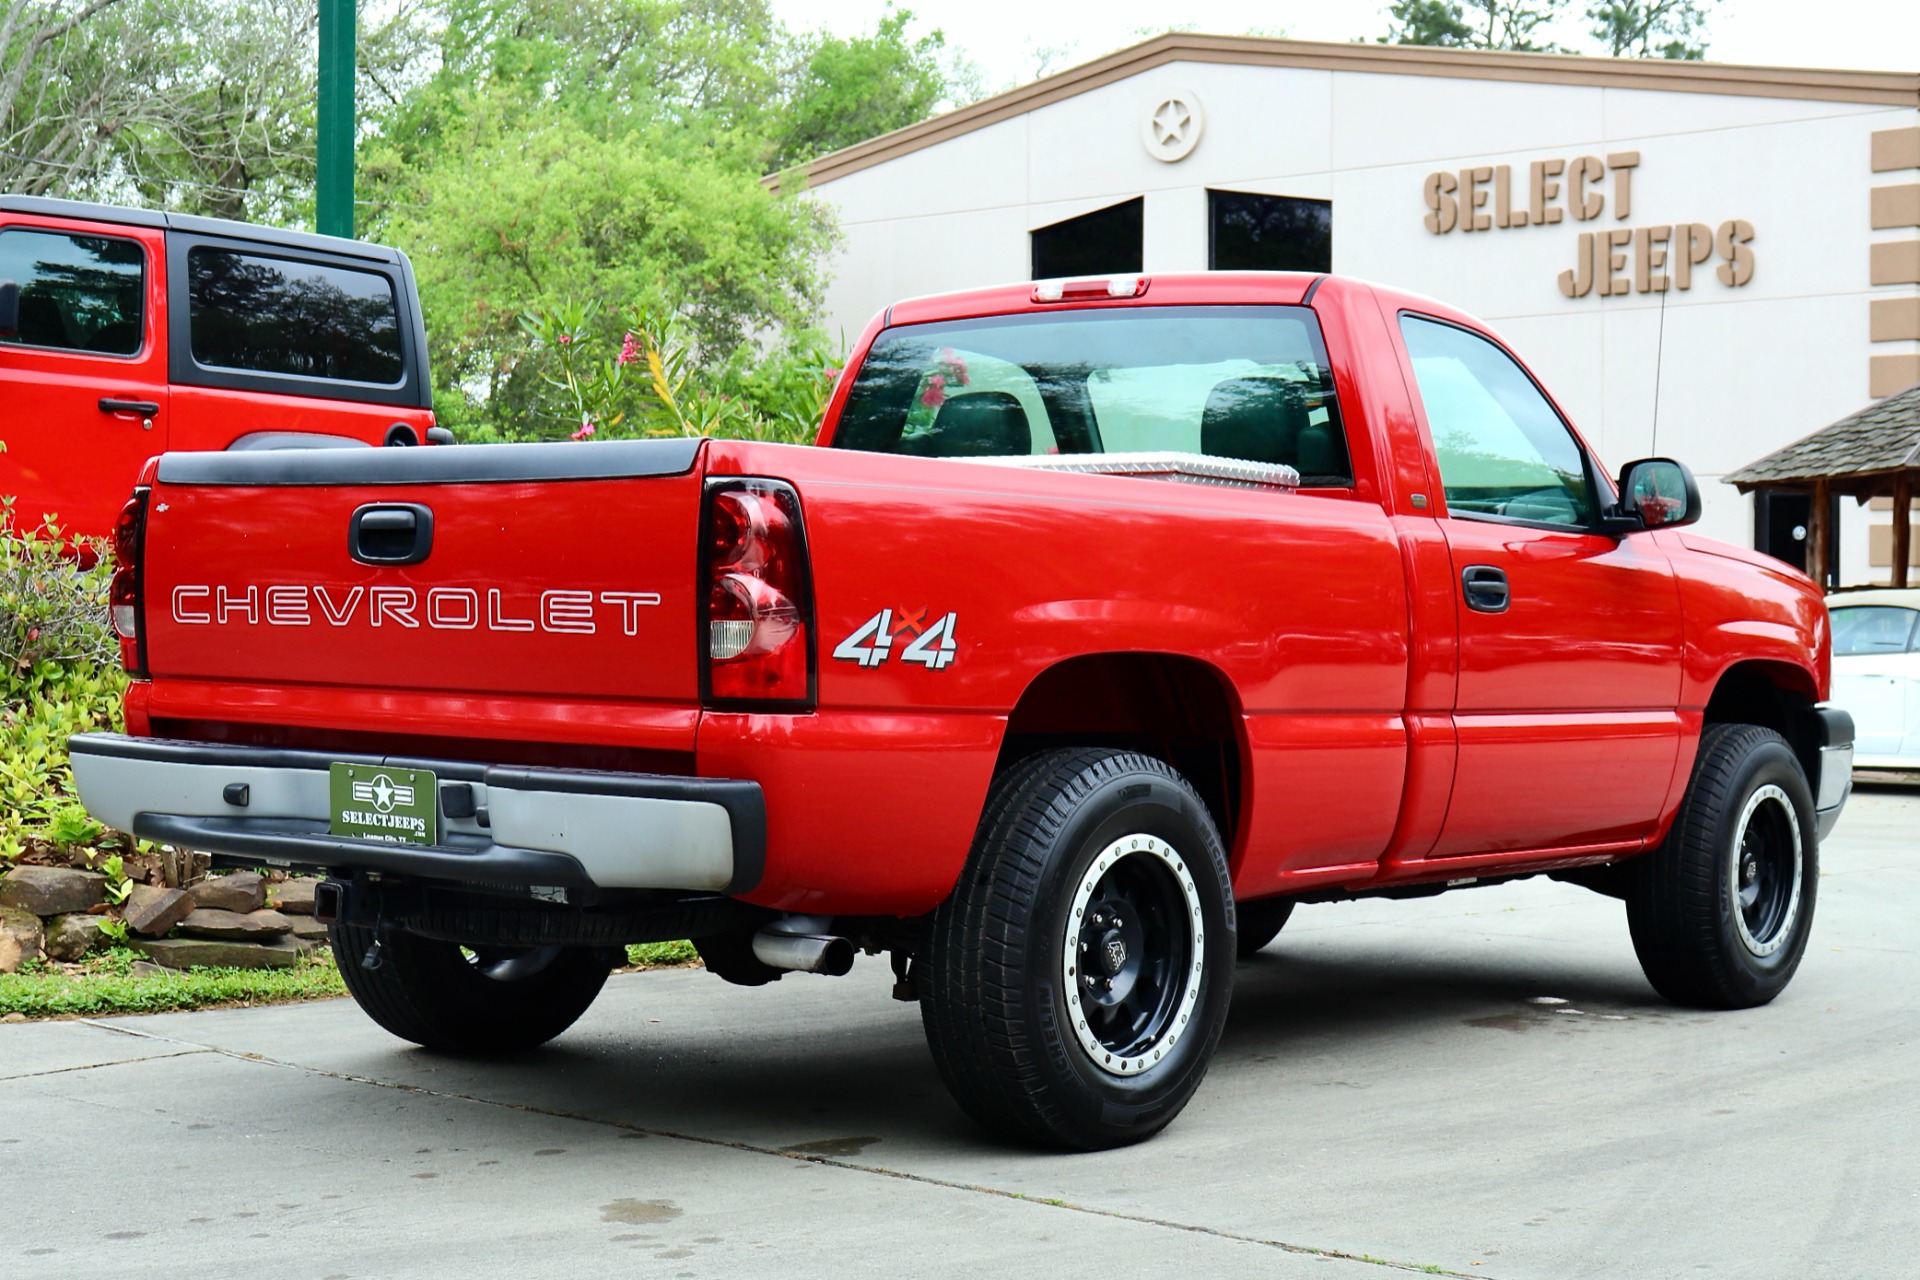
[
  {"x1": 99, "y1": 397, "x2": 160, "y2": 416},
  {"x1": 1461, "y1": 565, "x2": 1510, "y2": 614}
]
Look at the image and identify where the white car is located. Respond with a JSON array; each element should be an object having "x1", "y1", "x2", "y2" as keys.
[{"x1": 1829, "y1": 589, "x2": 1920, "y2": 768}]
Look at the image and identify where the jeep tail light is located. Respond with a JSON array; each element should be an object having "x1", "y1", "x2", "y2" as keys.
[
  {"x1": 701, "y1": 479, "x2": 814, "y2": 709},
  {"x1": 110, "y1": 488, "x2": 150, "y2": 676}
]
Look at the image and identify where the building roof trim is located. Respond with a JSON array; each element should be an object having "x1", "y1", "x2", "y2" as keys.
[{"x1": 766, "y1": 33, "x2": 1920, "y2": 194}]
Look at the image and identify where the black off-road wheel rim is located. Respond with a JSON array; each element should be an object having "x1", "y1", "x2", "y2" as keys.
[
  {"x1": 1729, "y1": 783, "x2": 1802, "y2": 959},
  {"x1": 1060, "y1": 833, "x2": 1204, "y2": 1076}
]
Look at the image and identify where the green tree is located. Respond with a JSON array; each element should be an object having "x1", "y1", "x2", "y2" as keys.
[
  {"x1": 1587, "y1": 0, "x2": 1713, "y2": 59},
  {"x1": 769, "y1": 6, "x2": 953, "y2": 171},
  {"x1": 1382, "y1": 0, "x2": 1571, "y2": 50},
  {"x1": 374, "y1": 88, "x2": 833, "y2": 439}
]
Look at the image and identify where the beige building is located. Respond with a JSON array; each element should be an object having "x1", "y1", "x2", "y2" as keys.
[{"x1": 780, "y1": 34, "x2": 1920, "y2": 583}]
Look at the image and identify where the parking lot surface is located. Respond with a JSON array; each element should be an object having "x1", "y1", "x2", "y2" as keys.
[{"x1": 4, "y1": 788, "x2": 1915, "y2": 1280}]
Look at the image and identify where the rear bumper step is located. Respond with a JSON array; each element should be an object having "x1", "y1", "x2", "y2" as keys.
[{"x1": 68, "y1": 733, "x2": 765, "y2": 894}]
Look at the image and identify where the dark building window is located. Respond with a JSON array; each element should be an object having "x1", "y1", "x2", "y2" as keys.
[
  {"x1": 1031, "y1": 197, "x2": 1143, "y2": 280},
  {"x1": 1209, "y1": 191, "x2": 1332, "y2": 272}
]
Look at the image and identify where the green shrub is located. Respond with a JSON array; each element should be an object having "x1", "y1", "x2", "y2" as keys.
[{"x1": 0, "y1": 510, "x2": 127, "y2": 865}]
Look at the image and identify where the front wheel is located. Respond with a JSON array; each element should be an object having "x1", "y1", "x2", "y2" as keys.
[
  {"x1": 1626, "y1": 723, "x2": 1818, "y2": 1009},
  {"x1": 330, "y1": 923, "x2": 613, "y2": 1053},
  {"x1": 921, "y1": 749, "x2": 1236, "y2": 1150}
]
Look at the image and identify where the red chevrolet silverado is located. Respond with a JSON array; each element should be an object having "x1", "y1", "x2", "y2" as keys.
[
  {"x1": 0, "y1": 196, "x2": 443, "y2": 540},
  {"x1": 71, "y1": 272, "x2": 1853, "y2": 1150}
]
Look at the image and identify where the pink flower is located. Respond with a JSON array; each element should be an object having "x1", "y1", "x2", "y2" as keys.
[
  {"x1": 558, "y1": 333, "x2": 573, "y2": 346},
  {"x1": 570, "y1": 418, "x2": 596, "y2": 441},
  {"x1": 919, "y1": 373, "x2": 947, "y2": 409},
  {"x1": 26, "y1": 627, "x2": 39, "y2": 642},
  {"x1": 617, "y1": 332, "x2": 639, "y2": 366}
]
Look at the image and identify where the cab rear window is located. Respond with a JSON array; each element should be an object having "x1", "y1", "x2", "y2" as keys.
[
  {"x1": 187, "y1": 248, "x2": 403, "y2": 385},
  {"x1": 832, "y1": 306, "x2": 1353, "y2": 486}
]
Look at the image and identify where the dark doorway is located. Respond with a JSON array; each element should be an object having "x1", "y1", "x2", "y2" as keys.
[
  {"x1": 1031, "y1": 198, "x2": 1144, "y2": 280},
  {"x1": 1755, "y1": 489, "x2": 1839, "y2": 585},
  {"x1": 1208, "y1": 191, "x2": 1332, "y2": 272}
]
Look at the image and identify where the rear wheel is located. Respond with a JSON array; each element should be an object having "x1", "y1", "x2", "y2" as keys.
[
  {"x1": 1626, "y1": 723, "x2": 1817, "y2": 1009},
  {"x1": 921, "y1": 749, "x2": 1235, "y2": 1150},
  {"x1": 1236, "y1": 898, "x2": 1294, "y2": 958},
  {"x1": 329, "y1": 923, "x2": 612, "y2": 1053}
]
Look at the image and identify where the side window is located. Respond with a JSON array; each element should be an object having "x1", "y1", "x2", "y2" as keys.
[
  {"x1": 187, "y1": 248, "x2": 403, "y2": 385},
  {"x1": 0, "y1": 229, "x2": 144, "y2": 356},
  {"x1": 1400, "y1": 315, "x2": 1596, "y2": 528}
]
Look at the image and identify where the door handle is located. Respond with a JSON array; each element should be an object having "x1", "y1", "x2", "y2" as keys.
[
  {"x1": 99, "y1": 397, "x2": 160, "y2": 416},
  {"x1": 1461, "y1": 564, "x2": 1510, "y2": 614},
  {"x1": 348, "y1": 503, "x2": 434, "y2": 566}
]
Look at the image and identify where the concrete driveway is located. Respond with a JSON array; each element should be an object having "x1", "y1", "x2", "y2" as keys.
[{"x1": 5, "y1": 787, "x2": 1915, "y2": 1280}]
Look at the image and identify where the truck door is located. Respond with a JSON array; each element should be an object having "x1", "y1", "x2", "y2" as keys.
[
  {"x1": 1398, "y1": 314, "x2": 1683, "y2": 858},
  {"x1": 0, "y1": 215, "x2": 169, "y2": 538}
]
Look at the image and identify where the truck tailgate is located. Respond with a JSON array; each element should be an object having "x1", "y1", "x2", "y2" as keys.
[{"x1": 140, "y1": 440, "x2": 704, "y2": 704}]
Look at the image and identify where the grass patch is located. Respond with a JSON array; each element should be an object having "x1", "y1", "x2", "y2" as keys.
[
  {"x1": 624, "y1": 939, "x2": 699, "y2": 970},
  {"x1": 0, "y1": 940, "x2": 702, "y2": 1022},
  {"x1": 0, "y1": 947, "x2": 345, "y2": 1019}
]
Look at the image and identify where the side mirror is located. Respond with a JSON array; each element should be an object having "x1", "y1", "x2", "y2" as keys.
[
  {"x1": 1606, "y1": 457, "x2": 1702, "y2": 534},
  {"x1": 0, "y1": 279, "x2": 17, "y2": 336}
]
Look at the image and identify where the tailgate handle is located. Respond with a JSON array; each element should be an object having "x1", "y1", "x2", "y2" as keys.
[{"x1": 349, "y1": 503, "x2": 434, "y2": 566}]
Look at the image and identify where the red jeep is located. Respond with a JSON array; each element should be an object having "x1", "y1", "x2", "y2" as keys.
[
  {"x1": 71, "y1": 272, "x2": 1853, "y2": 1149},
  {"x1": 0, "y1": 196, "x2": 440, "y2": 539}
]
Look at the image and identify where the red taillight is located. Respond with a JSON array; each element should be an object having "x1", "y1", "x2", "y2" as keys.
[
  {"x1": 109, "y1": 488, "x2": 148, "y2": 675},
  {"x1": 701, "y1": 480, "x2": 813, "y2": 708}
]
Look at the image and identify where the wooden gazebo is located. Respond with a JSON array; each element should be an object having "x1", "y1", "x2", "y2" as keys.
[{"x1": 1726, "y1": 381, "x2": 1920, "y2": 589}]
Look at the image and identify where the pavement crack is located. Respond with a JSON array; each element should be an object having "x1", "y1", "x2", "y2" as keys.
[
  {"x1": 81, "y1": 1020, "x2": 1489, "y2": 1278},
  {"x1": 0, "y1": 1048, "x2": 211, "y2": 1081}
]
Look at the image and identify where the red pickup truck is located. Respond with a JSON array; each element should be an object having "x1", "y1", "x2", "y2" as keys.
[
  {"x1": 0, "y1": 196, "x2": 442, "y2": 539},
  {"x1": 70, "y1": 271, "x2": 1853, "y2": 1150}
]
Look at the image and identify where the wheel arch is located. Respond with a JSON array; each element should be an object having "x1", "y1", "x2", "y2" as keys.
[
  {"x1": 1702, "y1": 659, "x2": 1822, "y2": 788},
  {"x1": 995, "y1": 652, "x2": 1248, "y2": 862}
]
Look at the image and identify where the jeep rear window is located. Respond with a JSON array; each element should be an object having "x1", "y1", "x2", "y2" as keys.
[
  {"x1": 0, "y1": 229, "x2": 144, "y2": 356},
  {"x1": 187, "y1": 248, "x2": 403, "y2": 385},
  {"x1": 832, "y1": 305, "x2": 1352, "y2": 486}
]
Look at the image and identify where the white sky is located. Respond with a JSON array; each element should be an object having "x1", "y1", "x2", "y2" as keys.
[{"x1": 767, "y1": 0, "x2": 1920, "y2": 94}]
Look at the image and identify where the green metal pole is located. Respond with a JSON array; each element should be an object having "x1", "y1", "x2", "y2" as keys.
[{"x1": 316, "y1": 0, "x2": 357, "y2": 238}]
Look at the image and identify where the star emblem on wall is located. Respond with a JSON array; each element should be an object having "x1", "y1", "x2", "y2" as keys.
[{"x1": 1141, "y1": 90, "x2": 1204, "y2": 162}]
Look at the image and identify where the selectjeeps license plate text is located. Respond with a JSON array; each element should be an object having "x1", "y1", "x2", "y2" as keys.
[{"x1": 329, "y1": 763, "x2": 438, "y2": 845}]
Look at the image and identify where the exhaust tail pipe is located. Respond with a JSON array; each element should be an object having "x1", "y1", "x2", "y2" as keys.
[{"x1": 752, "y1": 916, "x2": 855, "y2": 976}]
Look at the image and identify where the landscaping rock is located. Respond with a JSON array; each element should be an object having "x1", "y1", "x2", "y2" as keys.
[
  {"x1": 176, "y1": 908, "x2": 293, "y2": 941},
  {"x1": 0, "y1": 906, "x2": 44, "y2": 973},
  {"x1": 130, "y1": 937, "x2": 300, "y2": 970},
  {"x1": 191, "y1": 872, "x2": 266, "y2": 914},
  {"x1": 0, "y1": 866, "x2": 107, "y2": 917},
  {"x1": 44, "y1": 914, "x2": 107, "y2": 962},
  {"x1": 124, "y1": 885, "x2": 196, "y2": 938},
  {"x1": 286, "y1": 915, "x2": 331, "y2": 942},
  {"x1": 268, "y1": 878, "x2": 321, "y2": 915}
]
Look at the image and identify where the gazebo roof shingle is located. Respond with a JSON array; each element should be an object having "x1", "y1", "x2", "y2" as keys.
[{"x1": 1726, "y1": 383, "x2": 1920, "y2": 491}]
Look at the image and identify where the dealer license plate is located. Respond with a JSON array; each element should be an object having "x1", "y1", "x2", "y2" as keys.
[{"x1": 329, "y1": 763, "x2": 438, "y2": 846}]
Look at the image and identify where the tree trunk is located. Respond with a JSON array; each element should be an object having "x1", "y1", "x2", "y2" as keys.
[{"x1": 1893, "y1": 473, "x2": 1912, "y2": 591}]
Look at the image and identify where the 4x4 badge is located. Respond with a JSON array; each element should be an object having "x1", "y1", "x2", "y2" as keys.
[{"x1": 834, "y1": 607, "x2": 959, "y2": 670}]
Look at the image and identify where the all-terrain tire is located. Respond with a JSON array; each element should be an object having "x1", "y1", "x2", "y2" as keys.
[
  {"x1": 329, "y1": 923, "x2": 612, "y2": 1053},
  {"x1": 1236, "y1": 898, "x2": 1295, "y2": 958},
  {"x1": 1626, "y1": 723, "x2": 1818, "y2": 1009},
  {"x1": 920, "y1": 748, "x2": 1236, "y2": 1150}
]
